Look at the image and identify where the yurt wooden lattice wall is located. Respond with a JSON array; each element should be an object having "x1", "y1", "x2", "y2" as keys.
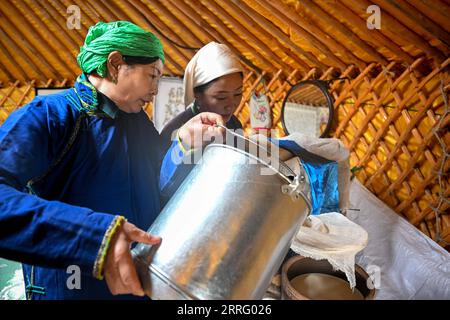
[{"x1": 0, "y1": 0, "x2": 449, "y2": 248}]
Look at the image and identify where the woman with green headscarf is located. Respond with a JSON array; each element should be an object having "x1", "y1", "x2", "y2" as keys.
[{"x1": 0, "y1": 21, "x2": 224, "y2": 300}]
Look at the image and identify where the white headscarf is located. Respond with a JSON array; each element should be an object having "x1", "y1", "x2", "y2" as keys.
[{"x1": 183, "y1": 42, "x2": 243, "y2": 107}]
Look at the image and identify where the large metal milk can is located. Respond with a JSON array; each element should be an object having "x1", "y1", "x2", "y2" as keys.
[{"x1": 132, "y1": 131, "x2": 311, "y2": 299}]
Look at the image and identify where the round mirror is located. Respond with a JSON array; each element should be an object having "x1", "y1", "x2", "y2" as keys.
[{"x1": 281, "y1": 80, "x2": 334, "y2": 138}]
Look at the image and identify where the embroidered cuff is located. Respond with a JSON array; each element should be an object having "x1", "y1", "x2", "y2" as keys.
[{"x1": 93, "y1": 215, "x2": 126, "y2": 280}]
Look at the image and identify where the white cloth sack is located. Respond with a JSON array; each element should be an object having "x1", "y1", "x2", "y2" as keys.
[
  {"x1": 290, "y1": 212, "x2": 368, "y2": 289},
  {"x1": 347, "y1": 180, "x2": 450, "y2": 299},
  {"x1": 274, "y1": 133, "x2": 364, "y2": 289}
]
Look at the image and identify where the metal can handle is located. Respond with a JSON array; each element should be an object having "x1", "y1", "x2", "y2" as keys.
[
  {"x1": 214, "y1": 124, "x2": 297, "y2": 180},
  {"x1": 213, "y1": 124, "x2": 311, "y2": 208}
]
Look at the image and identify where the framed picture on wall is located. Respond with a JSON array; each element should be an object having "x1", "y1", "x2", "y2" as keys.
[{"x1": 152, "y1": 77, "x2": 185, "y2": 132}]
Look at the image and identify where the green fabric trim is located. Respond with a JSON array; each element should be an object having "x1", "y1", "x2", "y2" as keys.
[
  {"x1": 92, "y1": 216, "x2": 126, "y2": 280},
  {"x1": 73, "y1": 74, "x2": 98, "y2": 113},
  {"x1": 191, "y1": 100, "x2": 200, "y2": 115},
  {"x1": 67, "y1": 73, "x2": 119, "y2": 119}
]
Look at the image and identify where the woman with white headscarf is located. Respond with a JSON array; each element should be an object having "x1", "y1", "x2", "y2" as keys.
[{"x1": 160, "y1": 42, "x2": 244, "y2": 149}]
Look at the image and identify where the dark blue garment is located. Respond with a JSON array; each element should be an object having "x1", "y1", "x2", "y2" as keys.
[
  {"x1": 0, "y1": 79, "x2": 175, "y2": 299},
  {"x1": 274, "y1": 139, "x2": 340, "y2": 215}
]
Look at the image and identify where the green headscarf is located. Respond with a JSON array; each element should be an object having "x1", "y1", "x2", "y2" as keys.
[{"x1": 77, "y1": 21, "x2": 165, "y2": 77}]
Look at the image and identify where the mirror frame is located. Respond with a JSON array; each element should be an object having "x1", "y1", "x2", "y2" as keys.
[{"x1": 280, "y1": 80, "x2": 334, "y2": 138}]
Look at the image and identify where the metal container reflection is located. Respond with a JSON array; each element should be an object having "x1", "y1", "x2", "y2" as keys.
[{"x1": 133, "y1": 133, "x2": 311, "y2": 299}]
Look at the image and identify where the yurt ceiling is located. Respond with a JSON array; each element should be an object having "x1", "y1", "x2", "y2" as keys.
[
  {"x1": 0, "y1": 1, "x2": 449, "y2": 248},
  {"x1": 0, "y1": 0, "x2": 449, "y2": 84}
]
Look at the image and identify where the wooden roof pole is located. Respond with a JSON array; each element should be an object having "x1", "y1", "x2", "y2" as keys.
[
  {"x1": 22, "y1": 0, "x2": 80, "y2": 58},
  {"x1": 119, "y1": 0, "x2": 183, "y2": 76},
  {"x1": 234, "y1": 0, "x2": 328, "y2": 71},
  {"x1": 110, "y1": 0, "x2": 192, "y2": 65},
  {"x1": 253, "y1": 0, "x2": 347, "y2": 70},
  {"x1": 163, "y1": 0, "x2": 243, "y2": 69},
  {"x1": 164, "y1": 0, "x2": 260, "y2": 74},
  {"x1": 0, "y1": 9, "x2": 72, "y2": 81},
  {"x1": 57, "y1": 0, "x2": 97, "y2": 30},
  {"x1": 198, "y1": 0, "x2": 295, "y2": 73},
  {"x1": 299, "y1": 0, "x2": 388, "y2": 65},
  {"x1": 84, "y1": 0, "x2": 182, "y2": 75},
  {"x1": 30, "y1": 0, "x2": 83, "y2": 52},
  {"x1": 50, "y1": 0, "x2": 90, "y2": 40},
  {"x1": 0, "y1": 27, "x2": 46, "y2": 82},
  {"x1": 143, "y1": 0, "x2": 206, "y2": 49},
  {"x1": 0, "y1": 43, "x2": 28, "y2": 82},
  {"x1": 10, "y1": 0, "x2": 79, "y2": 76},
  {"x1": 120, "y1": 1, "x2": 190, "y2": 71},
  {"x1": 85, "y1": 0, "x2": 127, "y2": 21},
  {"x1": 158, "y1": 2, "x2": 248, "y2": 75},
  {"x1": 180, "y1": 0, "x2": 279, "y2": 73},
  {"x1": 162, "y1": 0, "x2": 221, "y2": 44},
  {"x1": 317, "y1": 0, "x2": 415, "y2": 65},
  {"x1": 0, "y1": 59, "x2": 14, "y2": 83},
  {"x1": 0, "y1": 16, "x2": 58, "y2": 81},
  {"x1": 129, "y1": 0, "x2": 203, "y2": 48},
  {"x1": 373, "y1": 0, "x2": 450, "y2": 49},
  {"x1": 345, "y1": 0, "x2": 446, "y2": 64},
  {"x1": 48, "y1": 0, "x2": 103, "y2": 76},
  {"x1": 266, "y1": 0, "x2": 366, "y2": 69},
  {"x1": 408, "y1": 0, "x2": 450, "y2": 34},
  {"x1": 37, "y1": 0, "x2": 85, "y2": 47},
  {"x1": 126, "y1": 0, "x2": 202, "y2": 75},
  {"x1": 94, "y1": 0, "x2": 187, "y2": 73}
]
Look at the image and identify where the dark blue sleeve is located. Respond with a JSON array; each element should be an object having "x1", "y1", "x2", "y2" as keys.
[{"x1": 0, "y1": 96, "x2": 115, "y2": 273}]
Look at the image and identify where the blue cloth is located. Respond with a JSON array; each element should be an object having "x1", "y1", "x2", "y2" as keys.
[
  {"x1": 0, "y1": 77, "x2": 179, "y2": 299},
  {"x1": 275, "y1": 139, "x2": 340, "y2": 215}
]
